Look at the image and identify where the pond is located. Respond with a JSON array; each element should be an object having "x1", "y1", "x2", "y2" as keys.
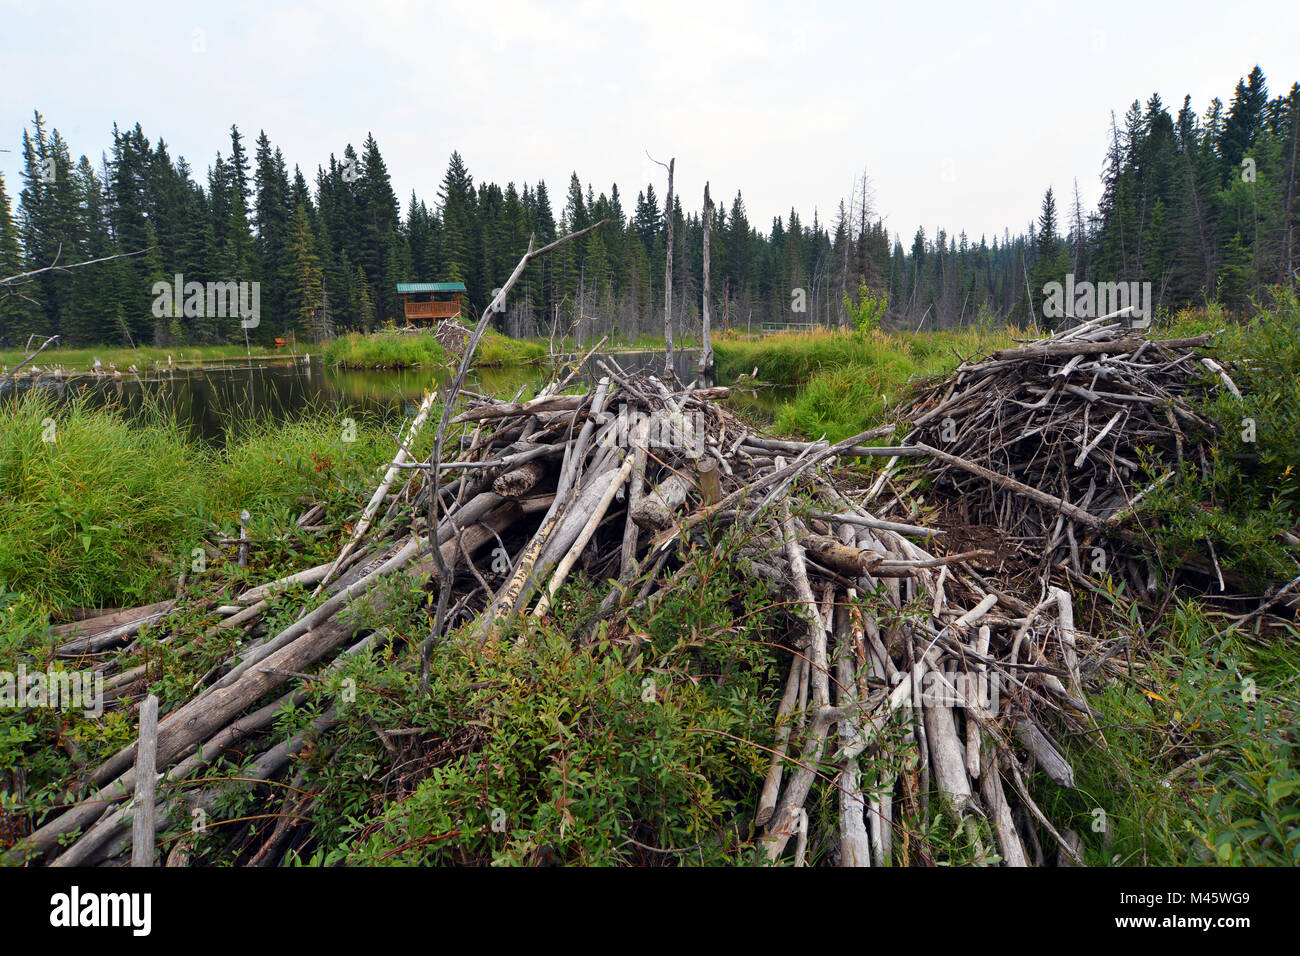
[{"x1": 2, "y1": 348, "x2": 792, "y2": 443}]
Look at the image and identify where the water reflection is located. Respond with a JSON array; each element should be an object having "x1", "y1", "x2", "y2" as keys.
[{"x1": 3, "y1": 348, "x2": 790, "y2": 443}]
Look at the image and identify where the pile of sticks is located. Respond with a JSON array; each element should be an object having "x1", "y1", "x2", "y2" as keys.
[
  {"x1": 433, "y1": 319, "x2": 472, "y2": 361},
  {"x1": 897, "y1": 316, "x2": 1223, "y2": 585},
  {"x1": 9, "y1": 350, "x2": 1108, "y2": 867}
]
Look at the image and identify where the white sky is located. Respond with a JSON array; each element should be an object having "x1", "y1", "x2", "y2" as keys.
[{"x1": 2, "y1": 0, "x2": 1297, "y2": 247}]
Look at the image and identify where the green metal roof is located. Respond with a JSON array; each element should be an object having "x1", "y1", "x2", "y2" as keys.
[{"x1": 396, "y1": 282, "x2": 466, "y2": 293}]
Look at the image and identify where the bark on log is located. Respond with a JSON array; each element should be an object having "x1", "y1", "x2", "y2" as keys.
[
  {"x1": 1015, "y1": 718, "x2": 1076, "y2": 788},
  {"x1": 802, "y1": 533, "x2": 879, "y2": 578},
  {"x1": 630, "y1": 473, "x2": 691, "y2": 531},
  {"x1": 493, "y1": 460, "x2": 547, "y2": 497}
]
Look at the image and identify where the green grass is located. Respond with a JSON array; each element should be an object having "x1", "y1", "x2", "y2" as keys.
[
  {"x1": 320, "y1": 328, "x2": 546, "y2": 369},
  {"x1": 322, "y1": 331, "x2": 448, "y2": 369},
  {"x1": 0, "y1": 393, "x2": 206, "y2": 610},
  {"x1": 715, "y1": 326, "x2": 1016, "y2": 387},
  {"x1": 0, "y1": 391, "x2": 397, "y2": 612},
  {"x1": 1043, "y1": 594, "x2": 1299, "y2": 866},
  {"x1": 608, "y1": 332, "x2": 700, "y2": 351},
  {"x1": 475, "y1": 331, "x2": 547, "y2": 366},
  {"x1": 719, "y1": 326, "x2": 1017, "y2": 442},
  {"x1": 0, "y1": 392, "x2": 410, "y2": 832},
  {"x1": 1141, "y1": 289, "x2": 1300, "y2": 589}
]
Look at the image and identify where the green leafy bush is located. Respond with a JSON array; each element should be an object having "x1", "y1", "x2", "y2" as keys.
[{"x1": 1144, "y1": 289, "x2": 1300, "y2": 586}]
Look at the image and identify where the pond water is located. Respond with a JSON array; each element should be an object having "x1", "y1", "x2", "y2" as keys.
[{"x1": 2, "y1": 348, "x2": 792, "y2": 443}]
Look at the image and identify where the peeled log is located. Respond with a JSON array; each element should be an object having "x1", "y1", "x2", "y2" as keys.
[
  {"x1": 980, "y1": 740, "x2": 1029, "y2": 867},
  {"x1": 1015, "y1": 718, "x2": 1076, "y2": 788},
  {"x1": 924, "y1": 701, "x2": 973, "y2": 811}
]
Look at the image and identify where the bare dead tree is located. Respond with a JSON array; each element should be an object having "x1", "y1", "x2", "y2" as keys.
[
  {"x1": 648, "y1": 152, "x2": 675, "y2": 375},
  {"x1": 700, "y1": 181, "x2": 714, "y2": 379},
  {"x1": 0, "y1": 333, "x2": 60, "y2": 388},
  {"x1": 1, "y1": 244, "x2": 148, "y2": 299}
]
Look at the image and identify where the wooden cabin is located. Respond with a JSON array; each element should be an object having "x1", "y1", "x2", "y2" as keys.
[{"x1": 396, "y1": 282, "x2": 466, "y2": 325}]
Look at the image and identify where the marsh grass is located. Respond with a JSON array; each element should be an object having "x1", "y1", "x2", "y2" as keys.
[
  {"x1": 0, "y1": 390, "x2": 397, "y2": 613},
  {"x1": 1042, "y1": 594, "x2": 1299, "y2": 866},
  {"x1": 475, "y1": 331, "x2": 547, "y2": 367},
  {"x1": 322, "y1": 331, "x2": 447, "y2": 369},
  {"x1": 717, "y1": 326, "x2": 1018, "y2": 441}
]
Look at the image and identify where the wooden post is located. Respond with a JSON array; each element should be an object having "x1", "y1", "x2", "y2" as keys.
[
  {"x1": 238, "y1": 510, "x2": 250, "y2": 568},
  {"x1": 131, "y1": 694, "x2": 159, "y2": 867},
  {"x1": 700, "y1": 181, "x2": 714, "y2": 380},
  {"x1": 697, "y1": 456, "x2": 721, "y2": 505}
]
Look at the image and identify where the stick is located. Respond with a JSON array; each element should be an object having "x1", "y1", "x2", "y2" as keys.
[
  {"x1": 912, "y1": 442, "x2": 1105, "y2": 530},
  {"x1": 756, "y1": 657, "x2": 803, "y2": 827},
  {"x1": 130, "y1": 695, "x2": 159, "y2": 867},
  {"x1": 318, "y1": 388, "x2": 436, "y2": 591},
  {"x1": 534, "y1": 449, "x2": 635, "y2": 617}
]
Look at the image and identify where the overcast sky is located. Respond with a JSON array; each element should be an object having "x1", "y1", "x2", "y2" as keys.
[{"x1": 3, "y1": 0, "x2": 1297, "y2": 247}]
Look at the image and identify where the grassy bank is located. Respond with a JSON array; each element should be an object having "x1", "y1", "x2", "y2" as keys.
[
  {"x1": 716, "y1": 326, "x2": 1018, "y2": 442},
  {"x1": 320, "y1": 328, "x2": 546, "y2": 369},
  {"x1": 0, "y1": 391, "x2": 422, "y2": 832},
  {"x1": 476, "y1": 331, "x2": 547, "y2": 366},
  {"x1": 0, "y1": 392, "x2": 400, "y2": 612},
  {"x1": 322, "y1": 331, "x2": 447, "y2": 369}
]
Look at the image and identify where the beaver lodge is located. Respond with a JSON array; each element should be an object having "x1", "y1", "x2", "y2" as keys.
[{"x1": 8, "y1": 307, "x2": 1288, "y2": 868}]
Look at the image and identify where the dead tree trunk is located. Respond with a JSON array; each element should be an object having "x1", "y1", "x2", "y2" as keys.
[
  {"x1": 700, "y1": 181, "x2": 714, "y2": 381},
  {"x1": 663, "y1": 157, "x2": 675, "y2": 376}
]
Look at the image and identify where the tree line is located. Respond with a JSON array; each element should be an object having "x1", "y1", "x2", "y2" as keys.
[
  {"x1": 1, "y1": 65, "x2": 1294, "y2": 349},
  {"x1": 1025, "y1": 65, "x2": 1299, "y2": 327}
]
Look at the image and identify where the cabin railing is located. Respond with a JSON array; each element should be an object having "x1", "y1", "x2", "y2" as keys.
[{"x1": 404, "y1": 299, "x2": 461, "y2": 320}]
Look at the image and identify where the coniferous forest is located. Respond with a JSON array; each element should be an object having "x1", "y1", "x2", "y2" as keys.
[{"x1": 2, "y1": 64, "x2": 1295, "y2": 349}]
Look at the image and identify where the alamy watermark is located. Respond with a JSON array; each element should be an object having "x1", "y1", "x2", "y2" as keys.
[
  {"x1": 1, "y1": 664, "x2": 103, "y2": 718},
  {"x1": 600, "y1": 404, "x2": 708, "y2": 457},
  {"x1": 151, "y1": 273, "x2": 260, "y2": 329},
  {"x1": 50, "y1": 886, "x2": 150, "y2": 936},
  {"x1": 1042, "y1": 274, "x2": 1151, "y2": 329}
]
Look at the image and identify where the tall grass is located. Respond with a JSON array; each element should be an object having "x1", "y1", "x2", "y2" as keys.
[
  {"x1": 0, "y1": 393, "x2": 206, "y2": 609},
  {"x1": 1044, "y1": 595, "x2": 1299, "y2": 866},
  {"x1": 322, "y1": 331, "x2": 447, "y2": 369},
  {"x1": 715, "y1": 326, "x2": 1014, "y2": 388},
  {"x1": 723, "y1": 326, "x2": 1018, "y2": 441},
  {"x1": 475, "y1": 331, "x2": 547, "y2": 366},
  {"x1": 0, "y1": 392, "x2": 396, "y2": 612}
]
